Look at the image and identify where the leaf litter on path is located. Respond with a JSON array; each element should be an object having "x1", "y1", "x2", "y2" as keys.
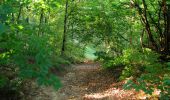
[{"x1": 26, "y1": 63, "x2": 159, "y2": 100}]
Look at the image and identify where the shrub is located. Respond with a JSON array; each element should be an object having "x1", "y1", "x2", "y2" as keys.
[
  {"x1": 119, "y1": 48, "x2": 170, "y2": 99},
  {"x1": 0, "y1": 32, "x2": 62, "y2": 91},
  {"x1": 13, "y1": 35, "x2": 62, "y2": 89}
]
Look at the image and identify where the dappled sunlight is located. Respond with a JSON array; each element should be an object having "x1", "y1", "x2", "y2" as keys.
[
  {"x1": 83, "y1": 88, "x2": 136, "y2": 100},
  {"x1": 84, "y1": 88, "x2": 161, "y2": 100}
]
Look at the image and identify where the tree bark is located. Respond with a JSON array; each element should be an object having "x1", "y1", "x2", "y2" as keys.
[
  {"x1": 142, "y1": 0, "x2": 158, "y2": 50},
  {"x1": 165, "y1": 4, "x2": 170, "y2": 53},
  {"x1": 38, "y1": 8, "x2": 44, "y2": 36},
  {"x1": 17, "y1": 4, "x2": 22, "y2": 24},
  {"x1": 61, "y1": 0, "x2": 69, "y2": 56},
  {"x1": 26, "y1": 6, "x2": 29, "y2": 23}
]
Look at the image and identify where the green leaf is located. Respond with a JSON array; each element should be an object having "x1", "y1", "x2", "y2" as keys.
[
  {"x1": 18, "y1": 25, "x2": 24, "y2": 30},
  {"x1": 0, "y1": 24, "x2": 7, "y2": 34}
]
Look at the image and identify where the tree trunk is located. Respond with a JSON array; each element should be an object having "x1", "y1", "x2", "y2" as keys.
[
  {"x1": 26, "y1": 6, "x2": 29, "y2": 23},
  {"x1": 17, "y1": 4, "x2": 22, "y2": 24},
  {"x1": 61, "y1": 0, "x2": 69, "y2": 56},
  {"x1": 131, "y1": 0, "x2": 170, "y2": 53},
  {"x1": 38, "y1": 8, "x2": 44, "y2": 36},
  {"x1": 165, "y1": 4, "x2": 170, "y2": 53}
]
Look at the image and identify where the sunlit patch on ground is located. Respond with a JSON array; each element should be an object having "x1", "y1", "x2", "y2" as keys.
[
  {"x1": 83, "y1": 88, "x2": 137, "y2": 100},
  {"x1": 83, "y1": 88, "x2": 160, "y2": 100}
]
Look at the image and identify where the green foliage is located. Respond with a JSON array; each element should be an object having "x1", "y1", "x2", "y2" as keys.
[
  {"x1": 64, "y1": 41, "x2": 86, "y2": 63},
  {"x1": 98, "y1": 47, "x2": 170, "y2": 98},
  {"x1": 95, "y1": 51, "x2": 118, "y2": 69},
  {"x1": 0, "y1": 75, "x2": 8, "y2": 88},
  {"x1": 0, "y1": 32, "x2": 62, "y2": 90},
  {"x1": 12, "y1": 35, "x2": 62, "y2": 89},
  {"x1": 1, "y1": 0, "x2": 170, "y2": 99},
  {"x1": 119, "y1": 48, "x2": 170, "y2": 99},
  {"x1": 51, "y1": 56, "x2": 71, "y2": 71},
  {"x1": 0, "y1": 0, "x2": 63, "y2": 92}
]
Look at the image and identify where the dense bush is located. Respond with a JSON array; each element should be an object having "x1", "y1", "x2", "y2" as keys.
[
  {"x1": 0, "y1": 32, "x2": 62, "y2": 90},
  {"x1": 94, "y1": 51, "x2": 119, "y2": 69},
  {"x1": 14, "y1": 35, "x2": 62, "y2": 89},
  {"x1": 105, "y1": 48, "x2": 170, "y2": 99}
]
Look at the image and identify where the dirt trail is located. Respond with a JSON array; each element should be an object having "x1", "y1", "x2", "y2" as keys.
[
  {"x1": 27, "y1": 63, "x2": 151, "y2": 100},
  {"x1": 55, "y1": 63, "x2": 139, "y2": 100}
]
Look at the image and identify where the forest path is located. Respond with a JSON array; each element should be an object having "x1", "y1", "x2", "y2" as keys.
[
  {"x1": 28, "y1": 63, "x2": 147, "y2": 100},
  {"x1": 55, "y1": 63, "x2": 140, "y2": 100}
]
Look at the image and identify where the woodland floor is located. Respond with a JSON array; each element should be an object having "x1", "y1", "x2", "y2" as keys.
[{"x1": 26, "y1": 62, "x2": 159, "y2": 100}]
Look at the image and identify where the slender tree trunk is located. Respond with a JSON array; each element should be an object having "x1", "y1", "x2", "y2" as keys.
[
  {"x1": 16, "y1": 3, "x2": 22, "y2": 34},
  {"x1": 61, "y1": 0, "x2": 69, "y2": 56},
  {"x1": 167, "y1": 5, "x2": 170, "y2": 37},
  {"x1": 17, "y1": 4, "x2": 22, "y2": 24},
  {"x1": 132, "y1": 0, "x2": 158, "y2": 51},
  {"x1": 165, "y1": 4, "x2": 170, "y2": 53},
  {"x1": 131, "y1": 0, "x2": 170, "y2": 57},
  {"x1": 11, "y1": 13, "x2": 15, "y2": 23},
  {"x1": 142, "y1": 0, "x2": 158, "y2": 50},
  {"x1": 38, "y1": 8, "x2": 44, "y2": 36},
  {"x1": 26, "y1": 6, "x2": 29, "y2": 23}
]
